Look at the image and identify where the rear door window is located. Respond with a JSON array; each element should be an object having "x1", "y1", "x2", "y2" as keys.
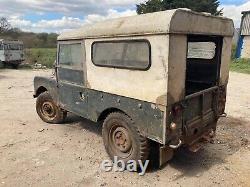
[{"x1": 187, "y1": 42, "x2": 216, "y2": 60}]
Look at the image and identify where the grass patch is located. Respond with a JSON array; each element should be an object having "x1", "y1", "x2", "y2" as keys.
[
  {"x1": 230, "y1": 58, "x2": 250, "y2": 74},
  {"x1": 25, "y1": 48, "x2": 56, "y2": 68}
]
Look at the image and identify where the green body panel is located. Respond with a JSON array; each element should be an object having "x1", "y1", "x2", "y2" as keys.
[
  {"x1": 58, "y1": 67, "x2": 84, "y2": 85},
  {"x1": 34, "y1": 77, "x2": 59, "y2": 102},
  {"x1": 34, "y1": 75, "x2": 223, "y2": 146},
  {"x1": 86, "y1": 89, "x2": 165, "y2": 143},
  {"x1": 34, "y1": 76, "x2": 165, "y2": 144}
]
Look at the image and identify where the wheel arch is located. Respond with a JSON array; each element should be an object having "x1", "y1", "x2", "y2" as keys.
[
  {"x1": 33, "y1": 76, "x2": 58, "y2": 102},
  {"x1": 34, "y1": 86, "x2": 48, "y2": 97},
  {"x1": 97, "y1": 107, "x2": 129, "y2": 122}
]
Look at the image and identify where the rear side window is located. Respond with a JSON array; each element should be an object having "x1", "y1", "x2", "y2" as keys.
[
  {"x1": 187, "y1": 42, "x2": 216, "y2": 60},
  {"x1": 9, "y1": 44, "x2": 19, "y2": 50},
  {"x1": 92, "y1": 40, "x2": 151, "y2": 70},
  {"x1": 59, "y1": 43, "x2": 83, "y2": 68}
]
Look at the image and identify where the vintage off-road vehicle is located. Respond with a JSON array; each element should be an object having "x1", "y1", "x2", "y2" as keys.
[{"x1": 34, "y1": 9, "x2": 234, "y2": 166}]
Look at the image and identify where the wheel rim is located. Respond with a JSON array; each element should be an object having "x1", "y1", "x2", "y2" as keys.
[
  {"x1": 109, "y1": 123, "x2": 133, "y2": 158},
  {"x1": 41, "y1": 101, "x2": 56, "y2": 120}
]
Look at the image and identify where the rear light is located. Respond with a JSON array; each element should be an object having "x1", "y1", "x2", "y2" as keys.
[
  {"x1": 169, "y1": 104, "x2": 183, "y2": 132},
  {"x1": 170, "y1": 122, "x2": 177, "y2": 130}
]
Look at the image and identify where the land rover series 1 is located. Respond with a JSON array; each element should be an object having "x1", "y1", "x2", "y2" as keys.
[{"x1": 33, "y1": 9, "x2": 234, "y2": 166}]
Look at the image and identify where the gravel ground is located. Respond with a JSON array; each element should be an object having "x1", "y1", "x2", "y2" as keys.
[{"x1": 0, "y1": 69, "x2": 249, "y2": 187}]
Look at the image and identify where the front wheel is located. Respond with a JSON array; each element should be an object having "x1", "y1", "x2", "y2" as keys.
[
  {"x1": 102, "y1": 112, "x2": 150, "y2": 165},
  {"x1": 36, "y1": 91, "x2": 67, "y2": 124}
]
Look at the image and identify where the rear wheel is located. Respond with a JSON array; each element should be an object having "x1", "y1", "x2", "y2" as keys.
[
  {"x1": 36, "y1": 91, "x2": 67, "y2": 124},
  {"x1": 102, "y1": 112, "x2": 150, "y2": 165}
]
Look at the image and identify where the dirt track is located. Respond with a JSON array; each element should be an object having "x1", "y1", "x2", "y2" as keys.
[{"x1": 0, "y1": 69, "x2": 249, "y2": 187}]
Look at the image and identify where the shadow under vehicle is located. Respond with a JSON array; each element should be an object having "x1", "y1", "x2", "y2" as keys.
[{"x1": 33, "y1": 9, "x2": 234, "y2": 167}]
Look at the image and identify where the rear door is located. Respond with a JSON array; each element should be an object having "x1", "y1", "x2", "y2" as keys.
[
  {"x1": 57, "y1": 41, "x2": 88, "y2": 116},
  {"x1": 183, "y1": 35, "x2": 223, "y2": 137}
]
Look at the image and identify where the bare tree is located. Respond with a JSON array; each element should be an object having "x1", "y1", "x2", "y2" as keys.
[{"x1": 0, "y1": 17, "x2": 11, "y2": 33}]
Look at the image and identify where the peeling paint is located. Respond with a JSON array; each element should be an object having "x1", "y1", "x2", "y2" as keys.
[{"x1": 156, "y1": 94, "x2": 167, "y2": 106}]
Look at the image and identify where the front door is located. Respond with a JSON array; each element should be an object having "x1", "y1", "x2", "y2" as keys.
[{"x1": 57, "y1": 41, "x2": 88, "y2": 116}]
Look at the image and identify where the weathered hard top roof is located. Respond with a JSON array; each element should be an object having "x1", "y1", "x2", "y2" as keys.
[{"x1": 58, "y1": 8, "x2": 234, "y2": 41}]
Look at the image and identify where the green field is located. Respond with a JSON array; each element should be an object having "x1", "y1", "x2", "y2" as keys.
[
  {"x1": 230, "y1": 58, "x2": 250, "y2": 74},
  {"x1": 25, "y1": 48, "x2": 56, "y2": 68}
]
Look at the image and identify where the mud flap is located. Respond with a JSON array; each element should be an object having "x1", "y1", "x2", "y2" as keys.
[{"x1": 159, "y1": 146, "x2": 174, "y2": 167}]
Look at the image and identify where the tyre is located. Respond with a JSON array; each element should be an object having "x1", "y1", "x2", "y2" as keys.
[
  {"x1": 36, "y1": 91, "x2": 67, "y2": 124},
  {"x1": 102, "y1": 112, "x2": 150, "y2": 165}
]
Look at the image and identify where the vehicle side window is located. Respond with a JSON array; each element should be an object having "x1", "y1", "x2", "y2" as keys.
[
  {"x1": 59, "y1": 43, "x2": 83, "y2": 68},
  {"x1": 9, "y1": 44, "x2": 17, "y2": 50},
  {"x1": 0, "y1": 44, "x2": 3, "y2": 50},
  {"x1": 92, "y1": 40, "x2": 151, "y2": 70},
  {"x1": 187, "y1": 42, "x2": 216, "y2": 60},
  {"x1": 4, "y1": 44, "x2": 8, "y2": 50}
]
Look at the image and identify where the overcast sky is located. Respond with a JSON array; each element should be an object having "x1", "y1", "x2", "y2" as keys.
[{"x1": 0, "y1": 0, "x2": 249, "y2": 33}]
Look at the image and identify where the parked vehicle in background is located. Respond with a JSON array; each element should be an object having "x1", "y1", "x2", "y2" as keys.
[
  {"x1": 0, "y1": 39, "x2": 25, "y2": 68},
  {"x1": 33, "y1": 9, "x2": 234, "y2": 168}
]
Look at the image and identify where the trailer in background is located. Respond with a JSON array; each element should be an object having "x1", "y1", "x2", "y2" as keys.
[{"x1": 0, "y1": 39, "x2": 25, "y2": 68}]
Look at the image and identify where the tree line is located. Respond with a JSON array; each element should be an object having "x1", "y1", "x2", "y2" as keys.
[
  {"x1": 0, "y1": 18, "x2": 57, "y2": 48},
  {"x1": 136, "y1": 0, "x2": 222, "y2": 15}
]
